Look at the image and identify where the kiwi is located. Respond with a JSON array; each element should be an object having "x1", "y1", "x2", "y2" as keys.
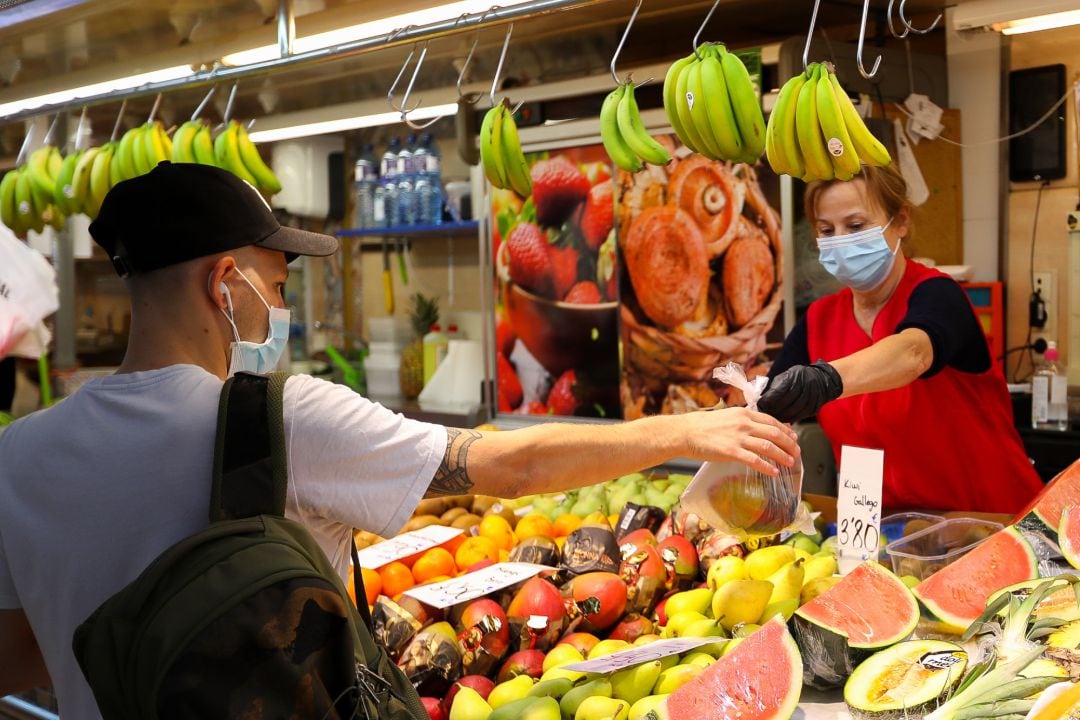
[
  {"x1": 451, "y1": 513, "x2": 482, "y2": 530},
  {"x1": 903, "y1": 519, "x2": 935, "y2": 537},
  {"x1": 440, "y1": 507, "x2": 469, "y2": 523},
  {"x1": 483, "y1": 504, "x2": 517, "y2": 526},
  {"x1": 401, "y1": 514, "x2": 442, "y2": 533},
  {"x1": 414, "y1": 498, "x2": 451, "y2": 517},
  {"x1": 447, "y1": 495, "x2": 474, "y2": 510},
  {"x1": 471, "y1": 495, "x2": 499, "y2": 515}
]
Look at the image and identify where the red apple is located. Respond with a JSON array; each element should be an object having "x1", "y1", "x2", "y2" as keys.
[
  {"x1": 657, "y1": 535, "x2": 700, "y2": 589},
  {"x1": 571, "y1": 571, "x2": 628, "y2": 632},
  {"x1": 557, "y1": 631, "x2": 600, "y2": 657},
  {"x1": 441, "y1": 675, "x2": 495, "y2": 717},
  {"x1": 457, "y1": 598, "x2": 510, "y2": 661},
  {"x1": 497, "y1": 649, "x2": 546, "y2": 682},
  {"x1": 607, "y1": 613, "x2": 655, "y2": 644},
  {"x1": 618, "y1": 528, "x2": 658, "y2": 560},
  {"x1": 421, "y1": 697, "x2": 445, "y2": 720}
]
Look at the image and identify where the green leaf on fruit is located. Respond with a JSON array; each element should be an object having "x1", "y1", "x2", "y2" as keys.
[{"x1": 521, "y1": 197, "x2": 537, "y2": 224}]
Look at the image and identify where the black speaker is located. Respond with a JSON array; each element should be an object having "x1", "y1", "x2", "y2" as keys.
[{"x1": 1009, "y1": 64, "x2": 1067, "y2": 182}]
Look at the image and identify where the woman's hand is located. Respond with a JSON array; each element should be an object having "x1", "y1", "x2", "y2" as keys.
[
  {"x1": 758, "y1": 361, "x2": 844, "y2": 423},
  {"x1": 678, "y1": 406, "x2": 801, "y2": 476}
]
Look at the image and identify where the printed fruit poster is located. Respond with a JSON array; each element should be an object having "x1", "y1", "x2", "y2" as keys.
[
  {"x1": 493, "y1": 144, "x2": 622, "y2": 419},
  {"x1": 617, "y1": 135, "x2": 784, "y2": 418}
]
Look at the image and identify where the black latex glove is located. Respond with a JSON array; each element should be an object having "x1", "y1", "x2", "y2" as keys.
[{"x1": 757, "y1": 361, "x2": 844, "y2": 423}]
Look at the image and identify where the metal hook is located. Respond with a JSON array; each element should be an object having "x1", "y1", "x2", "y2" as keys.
[
  {"x1": 692, "y1": 0, "x2": 721, "y2": 60},
  {"x1": 856, "y1": 0, "x2": 882, "y2": 79},
  {"x1": 611, "y1": 0, "x2": 643, "y2": 85},
  {"x1": 387, "y1": 43, "x2": 423, "y2": 114},
  {"x1": 803, "y1": 0, "x2": 823, "y2": 72},
  {"x1": 399, "y1": 42, "x2": 449, "y2": 129},
  {"x1": 15, "y1": 120, "x2": 37, "y2": 166},
  {"x1": 110, "y1": 98, "x2": 128, "y2": 143},
  {"x1": 898, "y1": 0, "x2": 941, "y2": 35},
  {"x1": 490, "y1": 22, "x2": 515, "y2": 108},
  {"x1": 191, "y1": 84, "x2": 217, "y2": 122},
  {"x1": 456, "y1": 8, "x2": 498, "y2": 104},
  {"x1": 887, "y1": 0, "x2": 911, "y2": 38},
  {"x1": 222, "y1": 82, "x2": 239, "y2": 124},
  {"x1": 73, "y1": 106, "x2": 90, "y2": 152},
  {"x1": 42, "y1": 114, "x2": 60, "y2": 147},
  {"x1": 147, "y1": 93, "x2": 163, "y2": 124}
]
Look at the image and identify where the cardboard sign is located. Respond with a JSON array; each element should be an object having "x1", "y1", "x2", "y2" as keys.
[
  {"x1": 353, "y1": 525, "x2": 461, "y2": 569},
  {"x1": 562, "y1": 637, "x2": 726, "y2": 674},
  {"x1": 403, "y1": 562, "x2": 552, "y2": 609},
  {"x1": 836, "y1": 445, "x2": 885, "y2": 575}
]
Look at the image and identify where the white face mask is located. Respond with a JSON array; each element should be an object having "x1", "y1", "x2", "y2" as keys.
[
  {"x1": 816, "y1": 218, "x2": 899, "y2": 292},
  {"x1": 213, "y1": 269, "x2": 290, "y2": 376}
]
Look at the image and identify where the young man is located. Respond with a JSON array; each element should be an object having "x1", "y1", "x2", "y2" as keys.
[{"x1": 0, "y1": 162, "x2": 799, "y2": 719}]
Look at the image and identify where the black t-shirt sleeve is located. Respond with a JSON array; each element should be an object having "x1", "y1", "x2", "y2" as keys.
[
  {"x1": 895, "y1": 277, "x2": 991, "y2": 377},
  {"x1": 769, "y1": 314, "x2": 811, "y2": 380}
]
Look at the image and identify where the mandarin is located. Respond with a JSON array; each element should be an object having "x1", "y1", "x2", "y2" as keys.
[
  {"x1": 412, "y1": 547, "x2": 457, "y2": 584},
  {"x1": 378, "y1": 561, "x2": 415, "y2": 599}
]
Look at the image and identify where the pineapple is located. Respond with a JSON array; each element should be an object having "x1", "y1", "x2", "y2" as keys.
[{"x1": 399, "y1": 293, "x2": 439, "y2": 399}]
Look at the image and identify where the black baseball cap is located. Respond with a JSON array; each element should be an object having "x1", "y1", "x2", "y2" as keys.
[{"x1": 89, "y1": 161, "x2": 338, "y2": 277}]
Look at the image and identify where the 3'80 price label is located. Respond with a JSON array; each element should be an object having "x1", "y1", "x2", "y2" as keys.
[{"x1": 836, "y1": 445, "x2": 885, "y2": 575}]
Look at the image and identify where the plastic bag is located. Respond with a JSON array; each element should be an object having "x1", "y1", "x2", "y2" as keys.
[
  {"x1": 680, "y1": 362, "x2": 813, "y2": 540},
  {"x1": 0, "y1": 226, "x2": 58, "y2": 359}
]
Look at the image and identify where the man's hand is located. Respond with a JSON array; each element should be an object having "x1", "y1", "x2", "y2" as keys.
[
  {"x1": 679, "y1": 407, "x2": 801, "y2": 477},
  {"x1": 758, "y1": 361, "x2": 844, "y2": 423}
]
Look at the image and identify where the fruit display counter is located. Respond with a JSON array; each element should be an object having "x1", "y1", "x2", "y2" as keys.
[{"x1": 348, "y1": 457, "x2": 1080, "y2": 720}]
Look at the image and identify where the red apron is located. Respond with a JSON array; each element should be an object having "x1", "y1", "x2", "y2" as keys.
[{"x1": 806, "y1": 261, "x2": 1043, "y2": 513}]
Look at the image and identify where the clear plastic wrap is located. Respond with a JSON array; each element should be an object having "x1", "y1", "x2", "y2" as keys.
[{"x1": 680, "y1": 362, "x2": 813, "y2": 540}]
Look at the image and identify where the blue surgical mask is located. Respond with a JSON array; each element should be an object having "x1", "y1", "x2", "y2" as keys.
[
  {"x1": 816, "y1": 219, "x2": 899, "y2": 292},
  {"x1": 215, "y1": 269, "x2": 290, "y2": 376}
]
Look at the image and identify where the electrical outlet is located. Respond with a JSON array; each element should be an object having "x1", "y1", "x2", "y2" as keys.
[{"x1": 1033, "y1": 270, "x2": 1057, "y2": 340}]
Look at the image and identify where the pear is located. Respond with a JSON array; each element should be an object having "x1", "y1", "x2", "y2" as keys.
[
  {"x1": 519, "y1": 697, "x2": 561, "y2": 720},
  {"x1": 785, "y1": 532, "x2": 821, "y2": 555},
  {"x1": 680, "y1": 652, "x2": 716, "y2": 669},
  {"x1": 711, "y1": 579, "x2": 773, "y2": 631},
  {"x1": 450, "y1": 686, "x2": 493, "y2": 720},
  {"x1": 560, "y1": 679, "x2": 612, "y2": 719},
  {"x1": 542, "y1": 643, "x2": 584, "y2": 672},
  {"x1": 800, "y1": 575, "x2": 842, "y2": 605},
  {"x1": 900, "y1": 574, "x2": 920, "y2": 589},
  {"x1": 759, "y1": 597, "x2": 799, "y2": 623},
  {"x1": 611, "y1": 659, "x2": 663, "y2": 705},
  {"x1": 791, "y1": 547, "x2": 813, "y2": 563},
  {"x1": 680, "y1": 617, "x2": 727, "y2": 654},
  {"x1": 489, "y1": 697, "x2": 545, "y2": 720},
  {"x1": 660, "y1": 610, "x2": 708, "y2": 638},
  {"x1": 527, "y1": 677, "x2": 574, "y2": 700},
  {"x1": 539, "y1": 665, "x2": 585, "y2": 684},
  {"x1": 801, "y1": 555, "x2": 838, "y2": 584},
  {"x1": 706, "y1": 555, "x2": 747, "y2": 591},
  {"x1": 731, "y1": 622, "x2": 760, "y2": 638},
  {"x1": 652, "y1": 664, "x2": 703, "y2": 695},
  {"x1": 745, "y1": 545, "x2": 796, "y2": 581},
  {"x1": 765, "y1": 558, "x2": 805, "y2": 606},
  {"x1": 719, "y1": 637, "x2": 744, "y2": 657},
  {"x1": 588, "y1": 638, "x2": 632, "y2": 659},
  {"x1": 628, "y1": 694, "x2": 670, "y2": 720},
  {"x1": 575, "y1": 696, "x2": 630, "y2": 720},
  {"x1": 487, "y1": 674, "x2": 535, "y2": 709},
  {"x1": 662, "y1": 588, "x2": 713, "y2": 618}
]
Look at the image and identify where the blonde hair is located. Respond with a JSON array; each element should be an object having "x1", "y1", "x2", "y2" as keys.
[{"x1": 804, "y1": 164, "x2": 912, "y2": 228}]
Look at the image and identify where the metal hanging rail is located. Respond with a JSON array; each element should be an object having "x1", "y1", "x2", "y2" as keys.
[{"x1": 0, "y1": 0, "x2": 613, "y2": 125}]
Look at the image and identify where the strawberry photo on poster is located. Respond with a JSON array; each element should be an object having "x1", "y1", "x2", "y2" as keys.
[
  {"x1": 617, "y1": 134, "x2": 784, "y2": 418},
  {"x1": 493, "y1": 144, "x2": 622, "y2": 419}
]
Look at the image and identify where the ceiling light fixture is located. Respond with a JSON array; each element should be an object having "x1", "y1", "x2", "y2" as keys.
[
  {"x1": 222, "y1": 0, "x2": 533, "y2": 67},
  {"x1": 952, "y1": 0, "x2": 1080, "y2": 35},
  {"x1": 0, "y1": 65, "x2": 192, "y2": 118},
  {"x1": 997, "y1": 9, "x2": 1080, "y2": 34},
  {"x1": 248, "y1": 102, "x2": 458, "y2": 143}
]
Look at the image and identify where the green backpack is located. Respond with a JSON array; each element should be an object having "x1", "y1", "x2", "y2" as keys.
[{"x1": 73, "y1": 372, "x2": 428, "y2": 720}]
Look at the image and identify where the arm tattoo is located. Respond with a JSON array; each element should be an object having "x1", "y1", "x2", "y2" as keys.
[{"x1": 427, "y1": 428, "x2": 481, "y2": 497}]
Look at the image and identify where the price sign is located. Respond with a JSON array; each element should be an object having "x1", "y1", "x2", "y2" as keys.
[
  {"x1": 353, "y1": 525, "x2": 462, "y2": 570},
  {"x1": 836, "y1": 445, "x2": 885, "y2": 575},
  {"x1": 562, "y1": 637, "x2": 726, "y2": 674},
  {"x1": 403, "y1": 562, "x2": 553, "y2": 609}
]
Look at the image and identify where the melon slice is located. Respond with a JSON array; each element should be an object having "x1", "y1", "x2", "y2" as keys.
[
  {"x1": 913, "y1": 526, "x2": 1038, "y2": 635},
  {"x1": 660, "y1": 616, "x2": 801, "y2": 720},
  {"x1": 1059, "y1": 505, "x2": 1080, "y2": 570},
  {"x1": 1014, "y1": 458, "x2": 1080, "y2": 532},
  {"x1": 844, "y1": 640, "x2": 968, "y2": 719},
  {"x1": 793, "y1": 562, "x2": 919, "y2": 689}
]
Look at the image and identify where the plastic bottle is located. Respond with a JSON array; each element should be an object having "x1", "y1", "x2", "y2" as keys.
[
  {"x1": 446, "y1": 323, "x2": 461, "y2": 340},
  {"x1": 378, "y1": 137, "x2": 401, "y2": 228},
  {"x1": 413, "y1": 136, "x2": 432, "y2": 226},
  {"x1": 353, "y1": 143, "x2": 377, "y2": 228},
  {"x1": 422, "y1": 323, "x2": 449, "y2": 385},
  {"x1": 1032, "y1": 341, "x2": 1069, "y2": 431},
  {"x1": 418, "y1": 133, "x2": 444, "y2": 226},
  {"x1": 396, "y1": 133, "x2": 418, "y2": 226}
]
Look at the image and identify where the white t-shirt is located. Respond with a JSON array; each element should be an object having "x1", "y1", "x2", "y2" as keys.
[{"x1": 0, "y1": 365, "x2": 446, "y2": 720}]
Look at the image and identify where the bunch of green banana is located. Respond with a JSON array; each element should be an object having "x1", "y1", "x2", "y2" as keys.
[
  {"x1": 766, "y1": 62, "x2": 892, "y2": 182},
  {"x1": 171, "y1": 119, "x2": 218, "y2": 167},
  {"x1": 213, "y1": 120, "x2": 282, "y2": 196},
  {"x1": 0, "y1": 146, "x2": 70, "y2": 236},
  {"x1": 110, "y1": 121, "x2": 174, "y2": 186},
  {"x1": 662, "y1": 43, "x2": 765, "y2": 164},
  {"x1": 479, "y1": 99, "x2": 532, "y2": 197},
  {"x1": 599, "y1": 79, "x2": 671, "y2": 172}
]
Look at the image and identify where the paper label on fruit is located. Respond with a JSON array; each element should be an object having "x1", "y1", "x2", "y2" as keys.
[
  {"x1": 353, "y1": 525, "x2": 462, "y2": 569},
  {"x1": 403, "y1": 562, "x2": 553, "y2": 609},
  {"x1": 836, "y1": 445, "x2": 884, "y2": 575},
  {"x1": 563, "y1": 637, "x2": 725, "y2": 673},
  {"x1": 827, "y1": 137, "x2": 845, "y2": 157}
]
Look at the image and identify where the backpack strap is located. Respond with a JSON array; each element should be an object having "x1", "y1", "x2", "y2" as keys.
[{"x1": 210, "y1": 371, "x2": 289, "y2": 522}]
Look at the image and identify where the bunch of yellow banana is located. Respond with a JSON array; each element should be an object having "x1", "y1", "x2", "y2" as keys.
[
  {"x1": 599, "y1": 80, "x2": 671, "y2": 173},
  {"x1": 0, "y1": 146, "x2": 69, "y2": 236},
  {"x1": 662, "y1": 43, "x2": 765, "y2": 164},
  {"x1": 212, "y1": 120, "x2": 282, "y2": 196},
  {"x1": 171, "y1": 119, "x2": 218, "y2": 167},
  {"x1": 479, "y1": 99, "x2": 532, "y2": 197},
  {"x1": 110, "y1": 121, "x2": 173, "y2": 187},
  {"x1": 765, "y1": 62, "x2": 892, "y2": 182}
]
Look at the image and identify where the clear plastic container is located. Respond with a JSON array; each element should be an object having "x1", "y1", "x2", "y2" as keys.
[
  {"x1": 877, "y1": 512, "x2": 945, "y2": 563},
  {"x1": 363, "y1": 352, "x2": 401, "y2": 398},
  {"x1": 885, "y1": 517, "x2": 1003, "y2": 580},
  {"x1": 367, "y1": 317, "x2": 411, "y2": 345}
]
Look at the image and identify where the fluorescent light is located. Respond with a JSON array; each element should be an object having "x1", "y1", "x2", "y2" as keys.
[
  {"x1": 248, "y1": 102, "x2": 458, "y2": 143},
  {"x1": 223, "y1": 0, "x2": 532, "y2": 66},
  {"x1": 0, "y1": 66, "x2": 192, "y2": 118},
  {"x1": 997, "y1": 9, "x2": 1080, "y2": 33}
]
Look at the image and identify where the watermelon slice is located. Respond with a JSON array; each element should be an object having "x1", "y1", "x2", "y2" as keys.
[
  {"x1": 793, "y1": 562, "x2": 919, "y2": 689},
  {"x1": 1059, "y1": 506, "x2": 1080, "y2": 570},
  {"x1": 913, "y1": 526, "x2": 1038, "y2": 635},
  {"x1": 660, "y1": 616, "x2": 801, "y2": 720},
  {"x1": 1014, "y1": 458, "x2": 1080, "y2": 532}
]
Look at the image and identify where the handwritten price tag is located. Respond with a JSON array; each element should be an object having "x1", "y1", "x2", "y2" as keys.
[
  {"x1": 836, "y1": 445, "x2": 885, "y2": 575},
  {"x1": 563, "y1": 637, "x2": 725, "y2": 674},
  {"x1": 403, "y1": 562, "x2": 553, "y2": 609},
  {"x1": 353, "y1": 525, "x2": 462, "y2": 570}
]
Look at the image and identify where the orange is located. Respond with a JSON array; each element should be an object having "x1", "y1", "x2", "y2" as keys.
[
  {"x1": 478, "y1": 514, "x2": 516, "y2": 551},
  {"x1": 412, "y1": 547, "x2": 457, "y2": 584},
  {"x1": 441, "y1": 533, "x2": 467, "y2": 556},
  {"x1": 555, "y1": 536, "x2": 567, "y2": 551},
  {"x1": 455, "y1": 535, "x2": 500, "y2": 569},
  {"x1": 347, "y1": 566, "x2": 382, "y2": 607},
  {"x1": 420, "y1": 574, "x2": 453, "y2": 586},
  {"x1": 515, "y1": 513, "x2": 554, "y2": 540},
  {"x1": 498, "y1": 549, "x2": 510, "y2": 563},
  {"x1": 378, "y1": 561, "x2": 415, "y2": 599},
  {"x1": 552, "y1": 513, "x2": 583, "y2": 537}
]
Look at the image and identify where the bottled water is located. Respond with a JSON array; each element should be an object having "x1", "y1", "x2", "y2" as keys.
[
  {"x1": 396, "y1": 133, "x2": 418, "y2": 226},
  {"x1": 1032, "y1": 341, "x2": 1069, "y2": 431},
  {"x1": 419, "y1": 133, "x2": 444, "y2": 226},
  {"x1": 414, "y1": 135, "x2": 431, "y2": 225},
  {"x1": 378, "y1": 137, "x2": 401, "y2": 228},
  {"x1": 353, "y1": 143, "x2": 377, "y2": 228}
]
